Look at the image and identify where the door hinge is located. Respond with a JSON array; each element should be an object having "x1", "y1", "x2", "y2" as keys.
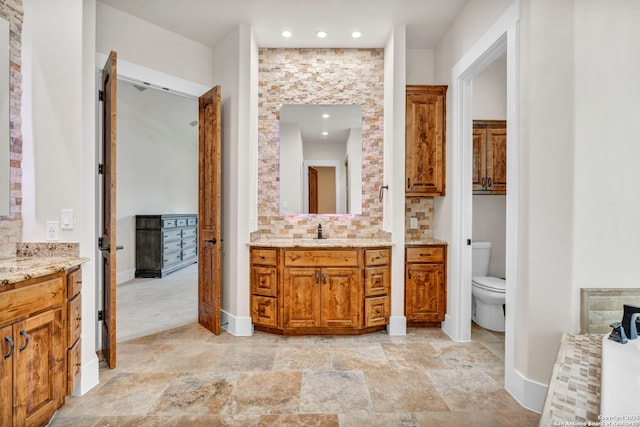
[
  {"x1": 98, "y1": 236, "x2": 103, "y2": 247},
  {"x1": 98, "y1": 163, "x2": 104, "y2": 174},
  {"x1": 98, "y1": 90, "x2": 104, "y2": 101},
  {"x1": 98, "y1": 310, "x2": 103, "y2": 321},
  {"x1": 467, "y1": 239, "x2": 472, "y2": 246}
]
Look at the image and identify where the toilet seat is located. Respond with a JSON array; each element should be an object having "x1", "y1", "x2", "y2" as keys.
[{"x1": 472, "y1": 276, "x2": 506, "y2": 293}]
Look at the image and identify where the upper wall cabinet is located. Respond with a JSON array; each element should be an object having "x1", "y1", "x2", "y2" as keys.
[
  {"x1": 473, "y1": 120, "x2": 507, "y2": 195},
  {"x1": 405, "y1": 85, "x2": 447, "y2": 197}
]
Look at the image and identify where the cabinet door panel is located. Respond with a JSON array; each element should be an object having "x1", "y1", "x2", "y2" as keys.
[
  {"x1": 251, "y1": 266, "x2": 277, "y2": 297},
  {"x1": 320, "y1": 268, "x2": 358, "y2": 328},
  {"x1": 251, "y1": 296, "x2": 278, "y2": 328},
  {"x1": 14, "y1": 308, "x2": 64, "y2": 427},
  {"x1": 0, "y1": 325, "x2": 12, "y2": 427},
  {"x1": 405, "y1": 264, "x2": 446, "y2": 322},
  {"x1": 365, "y1": 296, "x2": 389, "y2": 327},
  {"x1": 486, "y1": 128, "x2": 507, "y2": 194},
  {"x1": 472, "y1": 129, "x2": 486, "y2": 192},
  {"x1": 283, "y1": 268, "x2": 320, "y2": 328},
  {"x1": 364, "y1": 267, "x2": 388, "y2": 297}
]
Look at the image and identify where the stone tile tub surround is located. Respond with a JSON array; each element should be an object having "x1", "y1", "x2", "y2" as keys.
[
  {"x1": 580, "y1": 288, "x2": 640, "y2": 334},
  {"x1": 257, "y1": 48, "x2": 386, "y2": 240}
]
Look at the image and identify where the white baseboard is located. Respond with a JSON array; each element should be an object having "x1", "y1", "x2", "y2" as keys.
[
  {"x1": 506, "y1": 367, "x2": 547, "y2": 413},
  {"x1": 221, "y1": 310, "x2": 253, "y2": 336},
  {"x1": 78, "y1": 354, "x2": 100, "y2": 396},
  {"x1": 387, "y1": 316, "x2": 407, "y2": 335},
  {"x1": 116, "y1": 268, "x2": 135, "y2": 285}
]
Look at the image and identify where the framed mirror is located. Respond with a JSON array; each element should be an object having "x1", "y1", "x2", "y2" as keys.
[
  {"x1": 0, "y1": 16, "x2": 9, "y2": 216},
  {"x1": 279, "y1": 104, "x2": 362, "y2": 215}
]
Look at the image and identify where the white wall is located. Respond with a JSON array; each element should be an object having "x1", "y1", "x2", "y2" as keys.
[
  {"x1": 406, "y1": 49, "x2": 435, "y2": 84},
  {"x1": 472, "y1": 56, "x2": 507, "y2": 278},
  {"x1": 115, "y1": 81, "x2": 198, "y2": 283},
  {"x1": 96, "y1": 2, "x2": 214, "y2": 87}
]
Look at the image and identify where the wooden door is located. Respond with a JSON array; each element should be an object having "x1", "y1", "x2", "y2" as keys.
[
  {"x1": 100, "y1": 51, "x2": 118, "y2": 368},
  {"x1": 198, "y1": 86, "x2": 222, "y2": 335},
  {"x1": 486, "y1": 128, "x2": 507, "y2": 194},
  {"x1": 320, "y1": 268, "x2": 358, "y2": 328},
  {"x1": 308, "y1": 167, "x2": 318, "y2": 214},
  {"x1": 14, "y1": 309, "x2": 64, "y2": 427},
  {"x1": 405, "y1": 85, "x2": 447, "y2": 196},
  {"x1": 0, "y1": 325, "x2": 12, "y2": 427},
  {"x1": 405, "y1": 263, "x2": 445, "y2": 322},
  {"x1": 472, "y1": 129, "x2": 487, "y2": 192},
  {"x1": 283, "y1": 268, "x2": 320, "y2": 328}
]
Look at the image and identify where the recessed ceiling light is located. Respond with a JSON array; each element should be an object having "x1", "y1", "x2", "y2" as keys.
[
  {"x1": 322, "y1": 131, "x2": 328, "y2": 136},
  {"x1": 316, "y1": 30, "x2": 328, "y2": 38},
  {"x1": 322, "y1": 113, "x2": 330, "y2": 119},
  {"x1": 351, "y1": 31, "x2": 362, "y2": 39},
  {"x1": 282, "y1": 30, "x2": 292, "y2": 38}
]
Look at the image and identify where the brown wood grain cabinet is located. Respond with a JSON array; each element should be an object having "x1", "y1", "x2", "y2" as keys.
[
  {"x1": 250, "y1": 246, "x2": 391, "y2": 335},
  {"x1": 405, "y1": 245, "x2": 447, "y2": 326},
  {"x1": 473, "y1": 120, "x2": 507, "y2": 195},
  {"x1": 0, "y1": 266, "x2": 83, "y2": 427},
  {"x1": 406, "y1": 85, "x2": 447, "y2": 197}
]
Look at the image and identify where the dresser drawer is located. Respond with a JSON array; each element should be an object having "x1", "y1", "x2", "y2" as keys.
[
  {"x1": 163, "y1": 240, "x2": 182, "y2": 253},
  {"x1": 406, "y1": 246, "x2": 445, "y2": 263},
  {"x1": 182, "y1": 247, "x2": 197, "y2": 260},
  {"x1": 182, "y1": 227, "x2": 197, "y2": 238},
  {"x1": 183, "y1": 236, "x2": 197, "y2": 248},
  {"x1": 163, "y1": 218, "x2": 176, "y2": 229},
  {"x1": 176, "y1": 218, "x2": 188, "y2": 227},
  {"x1": 163, "y1": 251, "x2": 182, "y2": 267},
  {"x1": 251, "y1": 249, "x2": 277, "y2": 266},
  {"x1": 163, "y1": 229, "x2": 182, "y2": 242},
  {"x1": 187, "y1": 217, "x2": 197, "y2": 226},
  {"x1": 284, "y1": 250, "x2": 358, "y2": 267},
  {"x1": 66, "y1": 267, "x2": 82, "y2": 298},
  {"x1": 364, "y1": 249, "x2": 390, "y2": 266},
  {"x1": 67, "y1": 293, "x2": 82, "y2": 345}
]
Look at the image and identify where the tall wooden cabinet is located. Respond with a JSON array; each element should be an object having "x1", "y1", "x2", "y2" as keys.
[
  {"x1": 406, "y1": 85, "x2": 447, "y2": 196},
  {"x1": 473, "y1": 120, "x2": 507, "y2": 195},
  {"x1": 0, "y1": 270, "x2": 78, "y2": 427},
  {"x1": 405, "y1": 244, "x2": 447, "y2": 326}
]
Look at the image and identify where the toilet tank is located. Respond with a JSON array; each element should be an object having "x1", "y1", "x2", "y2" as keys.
[{"x1": 472, "y1": 241, "x2": 491, "y2": 276}]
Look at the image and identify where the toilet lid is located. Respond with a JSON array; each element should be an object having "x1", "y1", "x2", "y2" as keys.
[{"x1": 472, "y1": 276, "x2": 506, "y2": 292}]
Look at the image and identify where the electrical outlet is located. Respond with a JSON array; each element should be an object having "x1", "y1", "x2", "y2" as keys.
[
  {"x1": 410, "y1": 217, "x2": 418, "y2": 229},
  {"x1": 46, "y1": 221, "x2": 59, "y2": 241}
]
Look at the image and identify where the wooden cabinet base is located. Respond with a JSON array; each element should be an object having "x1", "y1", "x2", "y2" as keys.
[{"x1": 254, "y1": 324, "x2": 387, "y2": 336}]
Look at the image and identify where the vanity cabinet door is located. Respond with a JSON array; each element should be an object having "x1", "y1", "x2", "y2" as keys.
[
  {"x1": 283, "y1": 268, "x2": 321, "y2": 328},
  {"x1": 0, "y1": 325, "x2": 12, "y2": 427},
  {"x1": 405, "y1": 263, "x2": 446, "y2": 323},
  {"x1": 473, "y1": 120, "x2": 506, "y2": 195},
  {"x1": 406, "y1": 85, "x2": 447, "y2": 197},
  {"x1": 320, "y1": 268, "x2": 359, "y2": 329}
]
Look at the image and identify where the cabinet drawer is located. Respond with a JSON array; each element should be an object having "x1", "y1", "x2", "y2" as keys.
[
  {"x1": 284, "y1": 250, "x2": 357, "y2": 267},
  {"x1": 176, "y1": 218, "x2": 188, "y2": 227},
  {"x1": 251, "y1": 266, "x2": 277, "y2": 297},
  {"x1": 251, "y1": 296, "x2": 278, "y2": 328},
  {"x1": 163, "y1": 229, "x2": 182, "y2": 241},
  {"x1": 251, "y1": 249, "x2": 277, "y2": 266},
  {"x1": 364, "y1": 249, "x2": 390, "y2": 266},
  {"x1": 67, "y1": 337, "x2": 81, "y2": 396},
  {"x1": 0, "y1": 275, "x2": 64, "y2": 325},
  {"x1": 406, "y1": 246, "x2": 445, "y2": 263},
  {"x1": 182, "y1": 247, "x2": 197, "y2": 260},
  {"x1": 67, "y1": 293, "x2": 82, "y2": 345},
  {"x1": 183, "y1": 237, "x2": 197, "y2": 248},
  {"x1": 187, "y1": 217, "x2": 197, "y2": 226},
  {"x1": 163, "y1": 218, "x2": 176, "y2": 228},
  {"x1": 365, "y1": 296, "x2": 389, "y2": 327},
  {"x1": 163, "y1": 240, "x2": 182, "y2": 253},
  {"x1": 66, "y1": 267, "x2": 82, "y2": 298},
  {"x1": 364, "y1": 267, "x2": 389, "y2": 297},
  {"x1": 163, "y1": 251, "x2": 182, "y2": 267},
  {"x1": 182, "y1": 227, "x2": 197, "y2": 238}
]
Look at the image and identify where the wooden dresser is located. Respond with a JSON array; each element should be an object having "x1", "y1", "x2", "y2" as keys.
[
  {"x1": 250, "y1": 244, "x2": 392, "y2": 335},
  {"x1": 135, "y1": 214, "x2": 198, "y2": 278}
]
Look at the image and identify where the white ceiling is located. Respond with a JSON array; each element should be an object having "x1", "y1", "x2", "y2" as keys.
[{"x1": 98, "y1": 0, "x2": 468, "y2": 49}]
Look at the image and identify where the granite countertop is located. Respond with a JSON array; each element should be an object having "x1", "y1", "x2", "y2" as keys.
[
  {"x1": 405, "y1": 239, "x2": 448, "y2": 246},
  {"x1": 249, "y1": 238, "x2": 393, "y2": 248},
  {"x1": 0, "y1": 256, "x2": 89, "y2": 286}
]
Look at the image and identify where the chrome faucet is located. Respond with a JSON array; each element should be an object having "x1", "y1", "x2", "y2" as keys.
[
  {"x1": 316, "y1": 224, "x2": 323, "y2": 239},
  {"x1": 621, "y1": 304, "x2": 640, "y2": 340}
]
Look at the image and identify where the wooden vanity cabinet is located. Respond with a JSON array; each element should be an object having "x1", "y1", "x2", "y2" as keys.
[
  {"x1": 66, "y1": 267, "x2": 82, "y2": 395},
  {"x1": 406, "y1": 85, "x2": 447, "y2": 197},
  {"x1": 473, "y1": 120, "x2": 506, "y2": 195},
  {"x1": 251, "y1": 246, "x2": 391, "y2": 335},
  {"x1": 405, "y1": 245, "x2": 447, "y2": 326}
]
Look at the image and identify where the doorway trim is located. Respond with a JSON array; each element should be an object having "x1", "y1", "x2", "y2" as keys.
[
  {"x1": 443, "y1": 2, "x2": 546, "y2": 413},
  {"x1": 302, "y1": 160, "x2": 343, "y2": 214}
]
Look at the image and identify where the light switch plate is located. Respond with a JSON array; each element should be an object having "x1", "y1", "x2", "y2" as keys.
[
  {"x1": 410, "y1": 217, "x2": 418, "y2": 229},
  {"x1": 61, "y1": 209, "x2": 74, "y2": 229}
]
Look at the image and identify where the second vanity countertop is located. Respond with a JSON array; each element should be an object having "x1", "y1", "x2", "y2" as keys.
[
  {"x1": 249, "y1": 238, "x2": 448, "y2": 248},
  {"x1": 0, "y1": 256, "x2": 89, "y2": 286}
]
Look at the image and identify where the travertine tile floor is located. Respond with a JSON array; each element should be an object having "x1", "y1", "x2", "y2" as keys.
[{"x1": 50, "y1": 322, "x2": 540, "y2": 426}]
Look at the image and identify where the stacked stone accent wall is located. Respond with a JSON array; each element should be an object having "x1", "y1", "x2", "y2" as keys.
[
  {"x1": 405, "y1": 197, "x2": 434, "y2": 242},
  {"x1": 0, "y1": 0, "x2": 22, "y2": 258},
  {"x1": 256, "y1": 48, "x2": 385, "y2": 239}
]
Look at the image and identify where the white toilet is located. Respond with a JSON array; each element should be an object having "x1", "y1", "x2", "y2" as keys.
[{"x1": 471, "y1": 241, "x2": 506, "y2": 332}]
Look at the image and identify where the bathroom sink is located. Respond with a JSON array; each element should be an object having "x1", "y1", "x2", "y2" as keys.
[{"x1": 600, "y1": 334, "x2": 640, "y2": 416}]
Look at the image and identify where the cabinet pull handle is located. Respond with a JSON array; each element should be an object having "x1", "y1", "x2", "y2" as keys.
[
  {"x1": 488, "y1": 177, "x2": 492, "y2": 188},
  {"x1": 407, "y1": 178, "x2": 410, "y2": 189},
  {"x1": 3, "y1": 336, "x2": 13, "y2": 360},
  {"x1": 315, "y1": 271, "x2": 320, "y2": 284},
  {"x1": 408, "y1": 268, "x2": 412, "y2": 279},
  {"x1": 19, "y1": 330, "x2": 29, "y2": 352},
  {"x1": 482, "y1": 177, "x2": 486, "y2": 188},
  {"x1": 419, "y1": 253, "x2": 431, "y2": 257},
  {"x1": 323, "y1": 272, "x2": 327, "y2": 284}
]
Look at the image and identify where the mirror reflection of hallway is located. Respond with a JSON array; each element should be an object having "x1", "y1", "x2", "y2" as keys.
[{"x1": 311, "y1": 166, "x2": 336, "y2": 214}]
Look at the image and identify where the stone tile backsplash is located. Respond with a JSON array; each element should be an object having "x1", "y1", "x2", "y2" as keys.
[{"x1": 580, "y1": 288, "x2": 640, "y2": 334}]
